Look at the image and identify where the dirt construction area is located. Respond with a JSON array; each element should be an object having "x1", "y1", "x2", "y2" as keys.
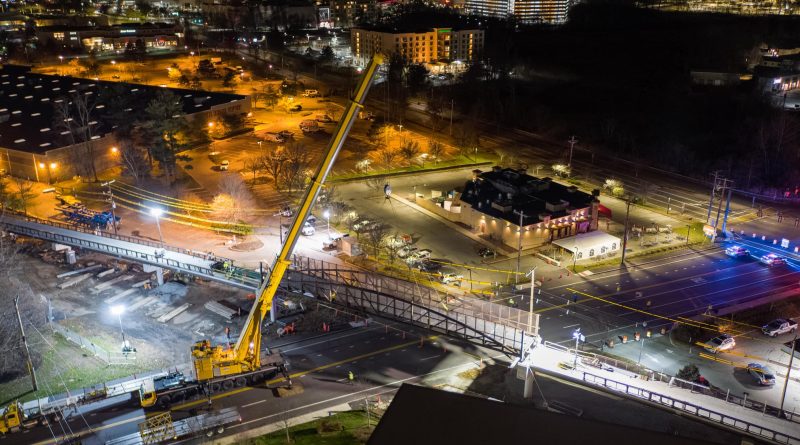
[{"x1": 0, "y1": 235, "x2": 300, "y2": 404}]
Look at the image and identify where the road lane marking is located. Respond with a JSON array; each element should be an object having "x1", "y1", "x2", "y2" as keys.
[{"x1": 241, "y1": 400, "x2": 267, "y2": 408}]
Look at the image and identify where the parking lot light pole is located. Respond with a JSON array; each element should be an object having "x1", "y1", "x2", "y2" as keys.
[
  {"x1": 780, "y1": 331, "x2": 797, "y2": 418},
  {"x1": 111, "y1": 304, "x2": 127, "y2": 351},
  {"x1": 323, "y1": 210, "x2": 331, "y2": 240},
  {"x1": 150, "y1": 208, "x2": 165, "y2": 248}
]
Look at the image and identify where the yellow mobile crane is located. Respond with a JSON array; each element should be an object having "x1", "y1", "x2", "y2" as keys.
[{"x1": 189, "y1": 54, "x2": 384, "y2": 387}]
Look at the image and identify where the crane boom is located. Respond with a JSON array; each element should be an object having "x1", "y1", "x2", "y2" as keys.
[{"x1": 191, "y1": 54, "x2": 385, "y2": 382}]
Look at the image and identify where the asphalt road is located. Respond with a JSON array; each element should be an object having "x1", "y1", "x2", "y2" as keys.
[
  {"x1": 533, "y1": 241, "x2": 799, "y2": 341},
  {"x1": 17, "y1": 325, "x2": 490, "y2": 445}
]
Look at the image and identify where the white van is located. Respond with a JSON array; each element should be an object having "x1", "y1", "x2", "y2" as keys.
[{"x1": 302, "y1": 89, "x2": 320, "y2": 98}]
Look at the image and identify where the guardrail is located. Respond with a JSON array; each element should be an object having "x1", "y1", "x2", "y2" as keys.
[
  {"x1": 583, "y1": 372, "x2": 800, "y2": 445},
  {"x1": 543, "y1": 341, "x2": 798, "y2": 426},
  {"x1": 669, "y1": 377, "x2": 799, "y2": 425}
]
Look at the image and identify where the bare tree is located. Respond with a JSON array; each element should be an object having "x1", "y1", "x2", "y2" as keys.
[
  {"x1": 398, "y1": 140, "x2": 421, "y2": 167},
  {"x1": 13, "y1": 177, "x2": 35, "y2": 216},
  {"x1": 54, "y1": 93, "x2": 100, "y2": 181},
  {"x1": 212, "y1": 175, "x2": 255, "y2": 224},
  {"x1": 427, "y1": 139, "x2": 446, "y2": 164},
  {"x1": 280, "y1": 143, "x2": 314, "y2": 192},
  {"x1": 261, "y1": 148, "x2": 285, "y2": 190},
  {"x1": 243, "y1": 156, "x2": 262, "y2": 184},
  {"x1": 369, "y1": 147, "x2": 398, "y2": 170},
  {"x1": 118, "y1": 140, "x2": 149, "y2": 185},
  {"x1": 0, "y1": 237, "x2": 46, "y2": 383},
  {"x1": 362, "y1": 223, "x2": 390, "y2": 258}
]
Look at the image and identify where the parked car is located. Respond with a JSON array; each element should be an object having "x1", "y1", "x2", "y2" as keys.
[
  {"x1": 410, "y1": 249, "x2": 432, "y2": 261},
  {"x1": 289, "y1": 104, "x2": 303, "y2": 112},
  {"x1": 760, "y1": 253, "x2": 786, "y2": 266},
  {"x1": 264, "y1": 132, "x2": 285, "y2": 143},
  {"x1": 278, "y1": 130, "x2": 294, "y2": 139},
  {"x1": 747, "y1": 363, "x2": 776, "y2": 386},
  {"x1": 397, "y1": 246, "x2": 417, "y2": 259},
  {"x1": 725, "y1": 245, "x2": 750, "y2": 258},
  {"x1": 301, "y1": 222, "x2": 316, "y2": 236},
  {"x1": 302, "y1": 89, "x2": 320, "y2": 97},
  {"x1": 441, "y1": 273, "x2": 463, "y2": 285},
  {"x1": 219, "y1": 160, "x2": 230, "y2": 171},
  {"x1": 478, "y1": 247, "x2": 496, "y2": 258},
  {"x1": 415, "y1": 261, "x2": 441, "y2": 273},
  {"x1": 762, "y1": 318, "x2": 798, "y2": 337},
  {"x1": 704, "y1": 334, "x2": 735, "y2": 353},
  {"x1": 315, "y1": 114, "x2": 333, "y2": 123}
]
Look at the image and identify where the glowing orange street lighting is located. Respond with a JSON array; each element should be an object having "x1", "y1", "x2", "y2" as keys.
[
  {"x1": 38, "y1": 162, "x2": 45, "y2": 169},
  {"x1": 111, "y1": 146, "x2": 119, "y2": 154},
  {"x1": 207, "y1": 122, "x2": 215, "y2": 128}
]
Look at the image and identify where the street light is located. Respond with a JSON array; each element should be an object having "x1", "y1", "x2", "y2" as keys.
[
  {"x1": 637, "y1": 321, "x2": 648, "y2": 365},
  {"x1": 526, "y1": 267, "x2": 538, "y2": 335},
  {"x1": 110, "y1": 304, "x2": 129, "y2": 352},
  {"x1": 572, "y1": 246, "x2": 579, "y2": 272},
  {"x1": 323, "y1": 209, "x2": 331, "y2": 240},
  {"x1": 150, "y1": 208, "x2": 165, "y2": 247},
  {"x1": 572, "y1": 328, "x2": 583, "y2": 369}
]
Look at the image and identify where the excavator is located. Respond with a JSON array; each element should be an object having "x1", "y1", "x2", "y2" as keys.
[{"x1": 144, "y1": 53, "x2": 386, "y2": 405}]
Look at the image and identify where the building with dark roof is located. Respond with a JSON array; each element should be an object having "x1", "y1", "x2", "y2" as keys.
[
  {"x1": 369, "y1": 384, "x2": 732, "y2": 445},
  {"x1": 0, "y1": 65, "x2": 249, "y2": 180},
  {"x1": 457, "y1": 166, "x2": 599, "y2": 249}
]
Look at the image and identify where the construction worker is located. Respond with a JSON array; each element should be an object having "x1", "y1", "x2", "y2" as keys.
[{"x1": 348, "y1": 370, "x2": 355, "y2": 385}]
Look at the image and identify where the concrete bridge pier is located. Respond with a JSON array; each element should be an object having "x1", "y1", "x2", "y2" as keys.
[{"x1": 143, "y1": 264, "x2": 165, "y2": 286}]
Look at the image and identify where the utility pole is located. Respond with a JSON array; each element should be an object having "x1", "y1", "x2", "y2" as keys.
[
  {"x1": 14, "y1": 295, "x2": 38, "y2": 391},
  {"x1": 721, "y1": 185, "x2": 733, "y2": 235},
  {"x1": 567, "y1": 136, "x2": 578, "y2": 170},
  {"x1": 706, "y1": 171, "x2": 720, "y2": 223},
  {"x1": 102, "y1": 179, "x2": 118, "y2": 235},
  {"x1": 513, "y1": 210, "x2": 525, "y2": 285},
  {"x1": 779, "y1": 332, "x2": 797, "y2": 418},
  {"x1": 620, "y1": 198, "x2": 632, "y2": 264},
  {"x1": 712, "y1": 178, "x2": 731, "y2": 242},
  {"x1": 527, "y1": 267, "x2": 537, "y2": 334}
]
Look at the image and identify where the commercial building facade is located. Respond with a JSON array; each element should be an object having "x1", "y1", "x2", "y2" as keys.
[
  {"x1": 351, "y1": 26, "x2": 484, "y2": 66},
  {"x1": 462, "y1": 0, "x2": 576, "y2": 25},
  {"x1": 36, "y1": 23, "x2": 181, "y2": 52}
]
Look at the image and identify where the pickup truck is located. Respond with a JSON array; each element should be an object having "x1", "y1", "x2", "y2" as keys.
[{"x1": 762, "y1": 318, "x2": 798, "y2": 337}]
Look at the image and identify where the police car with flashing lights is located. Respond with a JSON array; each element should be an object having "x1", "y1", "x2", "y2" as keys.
[
  {"x1": 725, "y1": 245, "x2": 749, "y2": 258},
  {"x1": 759, "y1": 253, "x2": 786, "y2": 266}
]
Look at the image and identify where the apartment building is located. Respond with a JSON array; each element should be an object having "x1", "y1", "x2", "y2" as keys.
[{"x1": 351, "y1": 26, "x2": 484, "y2": 66}]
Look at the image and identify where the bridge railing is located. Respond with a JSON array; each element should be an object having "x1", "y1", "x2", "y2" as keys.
[
  {"x1": 284, "y1": 271, "x2": 527, "y2": 355},
  {"x1": 2, "y1": 211, "x2": 227, "y2": 262},
  {"x1": 583, "y1": 372, "x2": 800, "y2": 445},
  {"x1": 290, "y1": 255, "x2": 539, "y2": 337}
]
